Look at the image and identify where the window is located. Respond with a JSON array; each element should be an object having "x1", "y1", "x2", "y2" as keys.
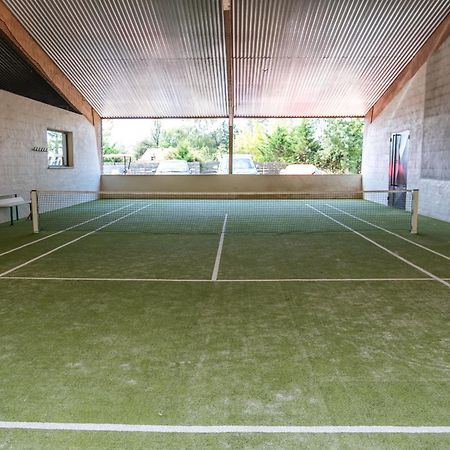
[{"x1": 47, "y1": 130, "x2": 72, "y2": 167}]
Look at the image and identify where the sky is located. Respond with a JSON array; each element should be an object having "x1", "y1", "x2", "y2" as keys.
[{"x1": 106, "y1": 119, "x2": 188, "y2": 150}]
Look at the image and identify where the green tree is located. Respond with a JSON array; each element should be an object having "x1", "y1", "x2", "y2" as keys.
[
  {"x1": 234, "y1": 119, "x2": 322, "y2": 164},
  {"x1": 169, "y1": 142, "x2": 198, "y2": 162},
  {"x1": 102, "y1": 120, "x2": 122, "y2": 155},
  {"x1": 151, "y1": 120, "x2": 162, "y2": 147},
  {"x1": 157, "y1": 120, "x2": 228, "y2": 162},
  {"x1": 160, "y1": 127, "x2": 190, "y2": 148},
  {"x1": 234, "y1": 120, "x2": 266, "y2": 161},
  {"x1": 317, "y1": 119, "x2": 363, "y2": 173},
  {"x1": 259, "y1": 126, "x2": 292, "y2": 162},
  {"x1": 290, "y1": 119, "x2": 322, "y2": 164}
]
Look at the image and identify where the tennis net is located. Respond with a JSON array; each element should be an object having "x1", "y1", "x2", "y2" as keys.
[{"x1": 31, "y1": 189, "x2": 419, "y2": 235}]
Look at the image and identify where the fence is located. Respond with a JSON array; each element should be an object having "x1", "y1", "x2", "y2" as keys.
[{"x1": 103, "y1": 161, "x2": 289, "y2": 175}]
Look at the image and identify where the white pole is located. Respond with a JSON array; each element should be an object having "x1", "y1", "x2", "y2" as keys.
[
  {"x1": 411, "y1": 189, "x2": 419, "y2": 234},
  {"x1": 31, "y1": 190, "x2": 39, "y2": 234}
]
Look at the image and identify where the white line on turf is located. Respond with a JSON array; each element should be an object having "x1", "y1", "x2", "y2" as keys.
[
  {"x1": 306, "y1": 204, "x2": 450, "y2": 289},
  {"x1": 211, "y1": 213, "x2": 228, "y2": 281},
  {"x1": 0, "y1": 422, "x2": 449, "y2": 434},
  {"x1": 0, "y1": 276, "x2": 441, "y2": 282},
  {"x1": 0, "y1": 204, "x2": 132, "y2": 258},
  {"x1": 326, "y1": 204, "x2": 450, "y2": 261},
  {"x1": 0, "y1": 204, "x2": 152, "y2": 278}
]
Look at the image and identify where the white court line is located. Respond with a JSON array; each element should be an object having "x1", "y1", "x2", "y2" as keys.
[
  {"x1": 211, "y1": 213, "x2": 228, "y2": 281},
  {"x1": 306, "y1": 204, "x2": 450, "y2": 289},
  {"x1": 0, "y1": 204, "x2": 152, "y2": 278},
  {"x1": 0, "y1": 204, "x2": 132, "y2": 258},
  {"x1": 0, "y1": 422, "x2": 449, "y2": 434},
  {"x1": 0, "y1": 276, "x2": 442, "y2": 283},
  {"x1": 326, "y1": 204, "x2": 450, "y2": 261}
]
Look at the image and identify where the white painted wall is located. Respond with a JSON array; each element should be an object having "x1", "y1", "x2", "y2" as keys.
[
  {"x1": 362, "y1": 36, "x2": 450, "y2": 222},
  {"x1": 0, "y1": 90, "x2": 101, "y2": 223}
]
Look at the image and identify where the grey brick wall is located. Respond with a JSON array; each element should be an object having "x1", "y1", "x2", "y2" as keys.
[
  {"x1": 0, "y1": 90, "x2": 101, "y2": 223},
  {"x1": 362, "y1": 35, "x2": 450, "y2": 222},
  {"x1": 422, "y1": 37, "x2": 450, "y2": 181}
]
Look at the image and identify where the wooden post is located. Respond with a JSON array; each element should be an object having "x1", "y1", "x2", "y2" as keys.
[
  {"x1": 31, "y1": 190, "x2": 39, "y2": 233},
  {"x1": 411, "y1": 189, "x2": 419, "y2": 234},
  {"x1": 228, "y1": 121, "x2": 233, "y2": 174},
  {"x1": 223, "y1": 0, "x2": 234, "y2": 174}
]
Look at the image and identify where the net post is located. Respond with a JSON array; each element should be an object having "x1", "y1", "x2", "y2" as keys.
[
  {"x1": 411, "y1": 189, "x2": 419, "y2": 234},
  {"x1": 31, "y1": 190, "x2": 40, "y2": 233}
]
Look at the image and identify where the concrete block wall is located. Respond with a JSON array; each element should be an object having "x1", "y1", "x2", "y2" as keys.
[
  {"x1": 362, "y1": 35, "x2": 450, "y2": 222},
  {"x1": 101, "y1": 174, "x2": 362, "y2": 193},
  {"x1": 0, "y1": 90, "x2": 101, "y2": 223}
]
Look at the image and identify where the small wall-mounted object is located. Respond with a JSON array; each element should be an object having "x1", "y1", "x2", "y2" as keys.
[{"x1": 32, "y1": 146, "x2": 48, "y2": 152}]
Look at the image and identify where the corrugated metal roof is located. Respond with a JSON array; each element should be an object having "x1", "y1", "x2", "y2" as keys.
[
  {"x1": 234, "y1": 0, "x2": 449, "y2": 117},
  {"x1": 4, "y1": 0, "x2": 228, "y2": 118},
  {"x1": 234, "y1": 0, "x2": 450, "y2": 116},
  {"x1": 3, "y1": 0, "x2": 449, "y2": 118},
  {"x1": 0, "y1": 34, "x2": 78, "y2": 112}
]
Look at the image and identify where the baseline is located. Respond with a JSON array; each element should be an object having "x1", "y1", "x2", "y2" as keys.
[
  {"x1": 0, "y1": 422, "x2": 449, "y2": 434},
  {"x1": 306, "y1": 204, "x2": 450, "y2": 289},
  {"x1": 326, "y1": 204, "x2": 450, "y2": 261},
  {"x1": 0, "y1": 204, "x2": 152, "y2": 278}
]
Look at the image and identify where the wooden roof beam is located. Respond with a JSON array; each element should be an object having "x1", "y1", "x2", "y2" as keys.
[
  {"x1": 223, "y1": 0, "x2": 234, "y2": 174},
  {"x1": 0, "y1": 0, "x2": 100, "y2": 125},
  {"x1": 366, "y1": 13, "x2": 450, "y2": 123}
]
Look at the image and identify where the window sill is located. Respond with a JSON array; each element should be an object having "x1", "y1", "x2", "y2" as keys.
[{"x1": 48, "y1": 166, "x2": 74, "y2": 169}]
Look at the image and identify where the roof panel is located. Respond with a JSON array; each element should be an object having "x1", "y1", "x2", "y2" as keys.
[
  {"x1": 234, "y1": 0, "x2": 449, "y2": 117},
  {"x1": 4, "y1": 0, "x2": 228, "y2": 118},
  {"x1": 3, "y1": 0, "x2": 449, "y2": 118}
]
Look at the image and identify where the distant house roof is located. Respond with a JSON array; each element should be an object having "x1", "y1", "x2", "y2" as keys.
[{"x1": 139, "y1": 148, "x2": 171, "y2": 162}]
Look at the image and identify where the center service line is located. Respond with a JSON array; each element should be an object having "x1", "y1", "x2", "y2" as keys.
[{"x1": 211, "y1": 213, "x2": 228, "y2": 281}]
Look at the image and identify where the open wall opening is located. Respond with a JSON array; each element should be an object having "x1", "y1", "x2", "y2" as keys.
[{"x1": 102, "y1": 118, "x2": 364, "y2": 176}]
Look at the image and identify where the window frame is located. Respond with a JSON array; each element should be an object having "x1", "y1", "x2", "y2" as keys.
[{"x1": 47, "y1": 129, "x2": 73, "y2": 168}]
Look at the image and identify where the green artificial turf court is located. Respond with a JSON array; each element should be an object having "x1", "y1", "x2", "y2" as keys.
[{"x1": 0, "y1": 196, "x2": 450, "y2": 449}]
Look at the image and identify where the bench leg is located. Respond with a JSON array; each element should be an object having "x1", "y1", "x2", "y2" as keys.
[{"x1": 10, "y1": 207, "x2": 13, "y2": 226}]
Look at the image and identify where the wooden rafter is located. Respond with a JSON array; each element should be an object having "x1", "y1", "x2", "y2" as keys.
[
  {"x1": 366, "y1": 12, "x2": 450, "y2": 123},
  {"x1": 0, "y1": 0, "x2": 100, "y2": 126}
]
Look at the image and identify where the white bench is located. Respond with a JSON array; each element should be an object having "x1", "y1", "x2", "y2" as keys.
[{"x1": 0, "y1": 194, "x2": 31, "y2": 225}]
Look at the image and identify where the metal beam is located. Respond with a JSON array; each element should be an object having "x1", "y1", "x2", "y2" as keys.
[
  {"x1": 223, "y1": 0, "x2": 234, "y2": 174},
  {"x1": 0, "y1": 0, "x2": 100, "y2": 126},
  {"x1": 366, "y1": 12, "x2": 450, "y2": 123}
]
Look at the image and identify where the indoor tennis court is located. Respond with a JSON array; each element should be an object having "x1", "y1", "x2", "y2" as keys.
[
  {"x1": 1, "y1": 0, "x2": 450, "y2": 448},
  {"x1": 1, "y1": 190, "x2": 450, "y2": 448}
]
